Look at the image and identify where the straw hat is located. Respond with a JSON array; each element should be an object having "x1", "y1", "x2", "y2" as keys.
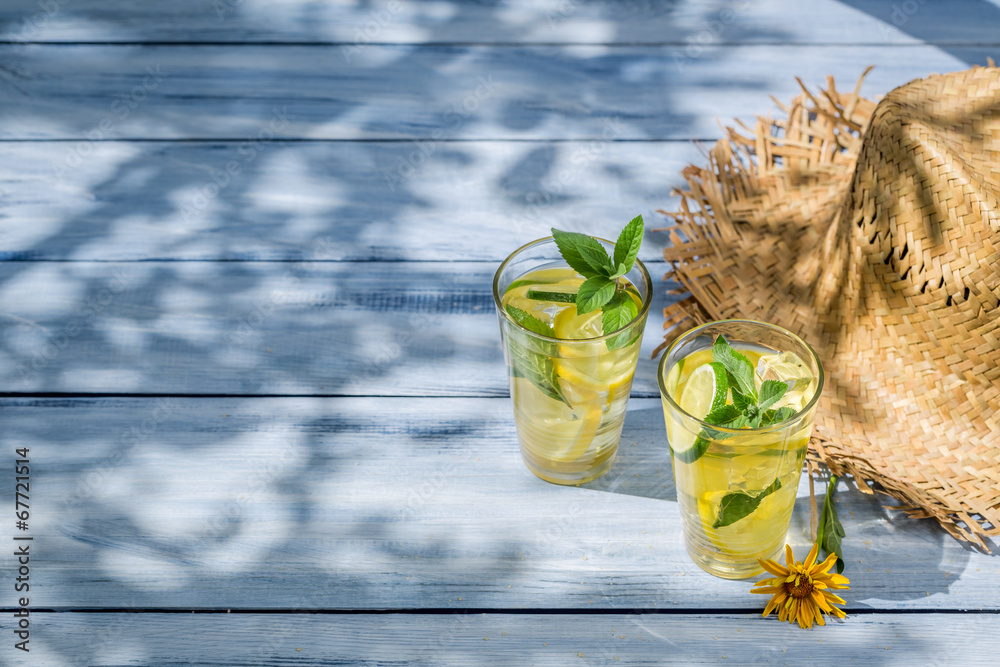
[{"x1": 655, "y1": 64, "x2": 1000, "y2": 549}]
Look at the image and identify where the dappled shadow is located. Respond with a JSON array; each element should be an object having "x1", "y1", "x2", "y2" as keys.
[{"x1": 1, "y1": 0, "x2": 997, "y2": 663}]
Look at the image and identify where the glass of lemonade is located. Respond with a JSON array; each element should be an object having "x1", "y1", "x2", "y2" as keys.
[
  {"x1": 658, "y1": 320, "x2": 824, "y2": 578},
  {"x1": 493, "y1": 237, "x2": 652, "y2": 484}
]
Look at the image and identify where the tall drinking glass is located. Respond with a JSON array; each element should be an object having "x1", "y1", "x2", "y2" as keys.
[
  {"x1": 658, "y1": 320, "x2": 824, "y2": 578},
  {"x1": 493, "y1": 237, "x2": 653, "y2": 485}
]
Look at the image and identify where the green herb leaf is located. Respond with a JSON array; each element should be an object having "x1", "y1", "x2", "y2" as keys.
[
  {"x1": 761, "y1": 405, "x2": 796, "y2": 427},
  {"x1": 507, "y1": 344, "x2": 571, "y2": 407},
  {"x1": 526, "y1": 289, "x2": 577, "y2": 303},
  {"x1": 602, "y1": 291, "x2": 640, "y2": 350},
  {"x1": 698, "y1": 413, "x2": 749, "y2": 446},
  {"x1": 601, "y1": 291, "x2": 638, "y2": 334},
  {"x1": 713, "y1": 336, "x2": 757, "y2": 401},
  {"x1": 757, "y1": 380, "x2": 788, "y2": 411},
  {"x1": 551, "y1": 228, "x2": 614, "y2": 277},
  {"x1": 609, "y1": 262, "x2": 628, "y2": 280},
  {"x1": 816, "y1": 476, "x2": 846, "y2": 574},
  {"x1": 703, "y1": 404, "x2": 742, "y2": 426},
  {"x1": 505, "y1": 305, "x2": 555, "y2": 337},
  {"x1": 731, "y1": 386, "x2": 752, "y2": 412},
  {"x1": 576, "y1": 276, "x2": 616, "y2": 314},
  {"x1": 503, "y1": 306, "x2": 570, "y2": 406},
  {"x1": 613, "y1": 214, "x2": 644, "y2": 272},
  {"x1": 712, "y1": 478, "x2": 782, "y2": 528}
]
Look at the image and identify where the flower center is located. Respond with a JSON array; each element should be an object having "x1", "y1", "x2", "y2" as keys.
[{"x1": 787, "y1": 574, "x2": 814, "y2": 598}]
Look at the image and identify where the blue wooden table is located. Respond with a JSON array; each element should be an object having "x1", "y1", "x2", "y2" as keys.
[{"x1": 2, "y1": 1, "x2": 999, "y2": 663}]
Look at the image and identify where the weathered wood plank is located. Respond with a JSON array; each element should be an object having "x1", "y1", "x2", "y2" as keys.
[
  {"x1": 2, "y1": 0, "x2": 999, "y2": 45},
  {"x1": 3, "y1": 396, "x2": 997, "y2": 610},
  {"x1": 0, "y1": 140, "x2": 697, "y2": 262},
  {"x1": 0, "y1": 261, "x2": 675, "y2": 396},
  {"x1": 9, "y1": 612, "x2": 999, "y2": 666},
  {"x1": 0, "y1": 44, "x2": 992, "y2": 140}
]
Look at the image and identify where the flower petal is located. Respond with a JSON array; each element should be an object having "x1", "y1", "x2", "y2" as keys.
[
  {"x1": 785, "y1": 544, "x2": 795, "y2": 567},
  {"x1": 763, "y1": 590, "x2": 786, "y2": 617},
  {"x1": 797, "y1": 602, "x2": 811, "y2": 629},
  {"x1": 815, "y1": 552, "x2": 838, "y2": 574},
  {"x1": 812, "y1": 589, "x2": 833, "y2": 613},
  {"x1": 760, "y1": 559, "x2": 789, "y2": 577},
  {"x1": 803, "y1": 543, "x2": 820, "y2": 570}
]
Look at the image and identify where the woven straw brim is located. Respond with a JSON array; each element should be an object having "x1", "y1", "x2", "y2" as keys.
[{"x1": 657, "y1": 65, "x2": 1000, "y2": 550}]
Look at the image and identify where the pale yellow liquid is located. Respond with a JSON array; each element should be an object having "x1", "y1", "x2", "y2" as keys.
[
  {"x1": 663, "y1": 344, "x2": 815, "y2": 578},
  {"x1": 502, "y1": 267, "x2": 644, "y2": 484}
]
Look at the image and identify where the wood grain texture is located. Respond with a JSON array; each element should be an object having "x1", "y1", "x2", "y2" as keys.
[
  {"x1": 0, "y1": 44, "x2": 993, "y2": 140},
  {"x1": 2, "y1": 0, "x2": 999, "y2": 45},
  {"x1": 0, "y1": 140, "x2": 698, "y2": 262},
  {"x1": 3, "y1": 396, "x2": 996, "y2": 610},
  {"x1": 0, "y1": 261, "x2": 675, "y2": 396},
  {"x1": 10, "y1": 612, "x2": 999, "y2": 666}
]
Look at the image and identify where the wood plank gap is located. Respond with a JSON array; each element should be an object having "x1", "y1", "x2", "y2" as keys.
[
  {"x1": 5, "y1": 607, "x2": 999, "y2": 615},
  {"x1": 6, "y1": 41, "x2": 1000, "y2": 47}
]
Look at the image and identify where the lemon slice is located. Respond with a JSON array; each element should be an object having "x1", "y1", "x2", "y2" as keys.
[
  {"x1": 553, "y1": 305, "x2": 603, "y2": 341},
  {"x1": 546, "y1": 376, "x2": 603, "y2": 462}
]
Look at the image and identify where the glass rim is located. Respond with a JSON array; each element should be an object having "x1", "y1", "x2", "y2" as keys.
[
  {"x1": 657, "y1": 319, "x2": 826, "y2": 434},
  {"x1": 492, "y1": 235, "x2": 654, "y2": 344}
]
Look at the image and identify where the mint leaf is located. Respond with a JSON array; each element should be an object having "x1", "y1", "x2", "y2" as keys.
[
  {"x1": 712, "y1": 478, "x2": 782, "y2": 528},
  {"x1": 757, "y1": 380, "x2": 788, "y2": 411},
  {"x1": 602, "y1": 291, "x2": 640, "y2": 351},
  {"x1": 505, "y1": 305, "x2": 555, "y2": 337},
  {"x1": 601, "y1": 291, "x2": 638, "y2": 334},
  {"x1": 761, "y1": 405, "x2": 796, "y2": 427},
  {"x1": 613, "y1": 214, "x2": 643, "y2": 271},
  {"x1": 816, "y1": 476, "x2": 846, "y2": 574},
  {"x1": 703, "y1": 404, "x2": 742, "y2": 426},
  {"x1": 576, "y1": 276, "x2": 616, "y2": 314},
  {"x1": 713, "y1": 336, "x2": 757, "y2": 401},
  {"x1": 507, "y1": 343, "x2": 570, "y2": 407},
  {"x1": 504, "y1": 306, "x2": 570, "y2": 407},
  {"x1": 609, "y1": 262, "x2": 627, "y2": 280},
  {"x1": 551, "y1": 228, "x2": 614, "y2": 277},
  {"x1": 731, "y1": 386, "x2": 752, "y2": 412},
  {"x1": 697, "y1": 413, "x2": 749, "y2": 449}
]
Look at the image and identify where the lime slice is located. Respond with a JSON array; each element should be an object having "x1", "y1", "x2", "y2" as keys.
[
  {"x1": 680, "y1": 361, "x2": 729, "y2": 419},
  {"x1": 667, "y1": 361, "x2": 728, "y2": 459}
]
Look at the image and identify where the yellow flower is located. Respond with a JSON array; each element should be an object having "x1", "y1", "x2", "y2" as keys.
[{"x1": 751, "y1": 543, "x2": 850, "y2": 629}]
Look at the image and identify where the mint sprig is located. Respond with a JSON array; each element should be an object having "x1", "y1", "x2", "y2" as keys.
[
  {"x1": 550, "y1": 214, "x2": 643, "y2": 350},
  {"x1": 679, "y1": 337, "x2": 796, "y2": 469},
  {"x1": 816, "y1": 475, "x2": 846, "y2": 574}
]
